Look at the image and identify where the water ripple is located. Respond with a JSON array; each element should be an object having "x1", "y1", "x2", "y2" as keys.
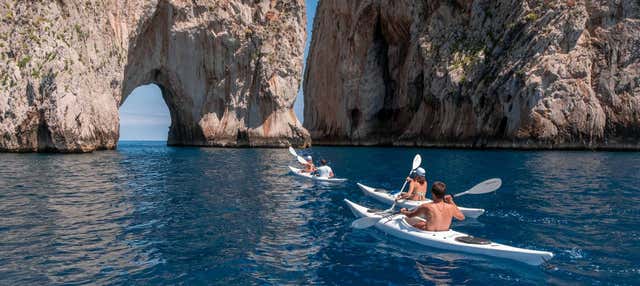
[{"x1": 0, "y1": 144, "x2": 639, "y2": 285}]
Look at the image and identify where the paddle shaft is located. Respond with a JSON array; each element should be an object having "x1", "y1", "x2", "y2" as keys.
[{"x1": 387, "y1": 170, "x2": 412, "y2": 212}]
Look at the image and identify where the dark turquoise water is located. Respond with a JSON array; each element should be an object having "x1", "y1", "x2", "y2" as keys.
[{"x1": 1, "y1": 141, "x2": 639, "y2": 285}]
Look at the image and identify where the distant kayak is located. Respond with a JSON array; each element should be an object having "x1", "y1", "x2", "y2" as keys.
[
  {"x1": 357, "y1": 183, "x2": 485, "y2": 218},
  {"x1": 344, "y1": 199, "x2": 553, "y2": 266},
  {"x1": 288, "y1": 166, "x2": 348, "y2": 183}
]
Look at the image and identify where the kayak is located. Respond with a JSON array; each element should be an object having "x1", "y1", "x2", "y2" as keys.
[
  {"x1": 344, "y1": 199, "x2": 553, "y2": 266},
  {"x1": 357, "y1": 183, "x2": 485, "y2": 218},
  {"x1": 288, "y1": 166, "x2": 348, "y2": 183}
]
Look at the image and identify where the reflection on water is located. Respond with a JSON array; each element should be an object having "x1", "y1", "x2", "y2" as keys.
[
  {"x1": 0, "y1": 153, "x2": 140, "y2": 285},
  {"x1": 416, "y1": 260, "x2": 455, "y2": 285},
  {"x1": 0, "y1": 143, "x2": 639, "y2": 285},
  {"x1": 245, "y1": 149, "x2": 345, "y2": 284}
]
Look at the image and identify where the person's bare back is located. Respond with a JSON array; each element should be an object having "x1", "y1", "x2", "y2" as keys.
[{"x1": 400, "y1": 182, "x2": 465, "y2": 231}]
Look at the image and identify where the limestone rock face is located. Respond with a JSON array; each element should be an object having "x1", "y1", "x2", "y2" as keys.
[
  {"x1": 0, "y1": 0, "x2": 309, "y2": 152},
  {"x1": 304, "y1": 0, "x2": 640, "y2": 149}
]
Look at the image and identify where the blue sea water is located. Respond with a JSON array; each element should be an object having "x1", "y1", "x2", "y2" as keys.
[{"x1": 0, "y1": 141, "x2": 639, "y2": 285}]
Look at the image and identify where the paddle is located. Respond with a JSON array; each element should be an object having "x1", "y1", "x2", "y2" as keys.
[
  {"x1": 350, "y1": 178, "x2": 502, "y2": 229},
  {"x1": 351, "y1": 215, "x2": 390, "y2": 229},
  {"x1": 454, "y1": 178, "x2": 501, "y2": 197},
  {"x1": 381, "y1": 154, "x2": 422, "y2": 213},
  {"x1": 288, "y1": 146, "x2": 309, "y2": 165}
]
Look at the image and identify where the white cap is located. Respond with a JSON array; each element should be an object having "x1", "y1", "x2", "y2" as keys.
[
  {"x1": 415, "y1": 167, "x2": 426, "y2": 177},
  {"x1": 305, "y1": 155, "x2": 312, "y2": 161}
]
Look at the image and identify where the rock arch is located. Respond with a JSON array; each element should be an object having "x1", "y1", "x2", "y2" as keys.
[
  {"x1": 0, "y1": 0, "x2": 310, "y2": 152},
  {"x1": 121, "y1": 1, "x2": 310, "y2": 148}
]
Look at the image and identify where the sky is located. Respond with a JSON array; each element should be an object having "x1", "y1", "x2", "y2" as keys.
[
  {"x1": 119, "y1": 0, "x2": 319, "y2": 141},
  {"x1": 119, "y1": 85, "x2": 172, "y2": 141}
]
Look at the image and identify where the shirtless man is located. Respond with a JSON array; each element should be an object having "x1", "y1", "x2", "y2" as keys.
[
  {"x1": 301, "y1": 155, "x2": 316, "y2": 173},
  {"x1": 398, "y1": 167, "x2": 427, "y2": 201},
  {"x1": 399, "y1": 181, "x2": 465, "y2": 231}
]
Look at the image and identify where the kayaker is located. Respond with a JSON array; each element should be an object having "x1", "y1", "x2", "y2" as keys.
[
  {"x1": 301, "y1": 155, "x2": 316, "y2": 173},
  {"x1": 398, "y1": 167, "x2": 427, "y2": 201},
  {"x1": 400, "y1": 181, "x2": 465, "y2": 231},
  {"x1": 315, "y1": 159, "x2": 334, "y2": 178}
]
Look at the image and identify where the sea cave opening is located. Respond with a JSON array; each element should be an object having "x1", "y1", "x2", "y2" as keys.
[{"x1": 119, "y1": 84, "x2": 172, "y2": 142}]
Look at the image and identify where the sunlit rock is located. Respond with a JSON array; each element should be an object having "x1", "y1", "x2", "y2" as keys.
[
  {"x1": 304, "y1": 0, "x2": 640, "y2": 149},
  {"x1": 0, "y1": 0, "x2": 310, "y2": 152}
]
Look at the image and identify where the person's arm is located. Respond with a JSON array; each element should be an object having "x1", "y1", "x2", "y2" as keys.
[
  {"x1": 400, "y1": 204, "x2": 427, "y2": 218},
  {"x1": 398, "y1": 180, "x2": 416, "y2": 199},
  {"x1": 444, "y1": 195, "x2": 465, "y2": 220},
  {"x1": 329, "y1": 170, "x2": 334, "y2": 178}
]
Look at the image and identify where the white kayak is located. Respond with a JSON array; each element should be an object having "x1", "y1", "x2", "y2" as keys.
[
  {"x1": 344, "y1": 199, "x2": 553, "y2": 266},
  {"x1": 288, "y1": 166, "x2": 348, "y2": 183},
  {"x1": 357, "y1": 183, "x2": 485, "y2": 218}
]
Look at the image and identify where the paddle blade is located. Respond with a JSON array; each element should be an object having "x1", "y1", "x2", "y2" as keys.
[
  {"x1": 296, "y1": 155, "x2": 308, "y2": 165},
  {"x1": 290, "y1": 147, "x2": 309, "y2": 165},
  {"x1": 412, "y1": 154, "x2": 422, "y2": 170},
  {"x1": 351, "y1": 217, "x2": 381, "y2": 229},
  {"x1": 455, "y1": 178, "x2": 502, "y2": 197}
]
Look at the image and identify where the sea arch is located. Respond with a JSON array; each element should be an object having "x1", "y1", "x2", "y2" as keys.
[{"x1": 119, "y1": 1, "x2": 310, "y2": 147}]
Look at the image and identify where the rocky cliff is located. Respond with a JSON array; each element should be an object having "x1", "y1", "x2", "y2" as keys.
[
  {"x1": 0, "y1": 0, "x2": 309, "y2": 152},
  {"x1": 304, "y1": 0, "x2": 640, "y2": 149}
]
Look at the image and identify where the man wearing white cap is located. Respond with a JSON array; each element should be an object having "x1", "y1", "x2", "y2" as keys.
[
  {"x1": 300, "y1": 155, "x2": 316, "y2": 173},
  {"x1": 398, "y1": 167, "x2": 427, "y2": 201}
]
